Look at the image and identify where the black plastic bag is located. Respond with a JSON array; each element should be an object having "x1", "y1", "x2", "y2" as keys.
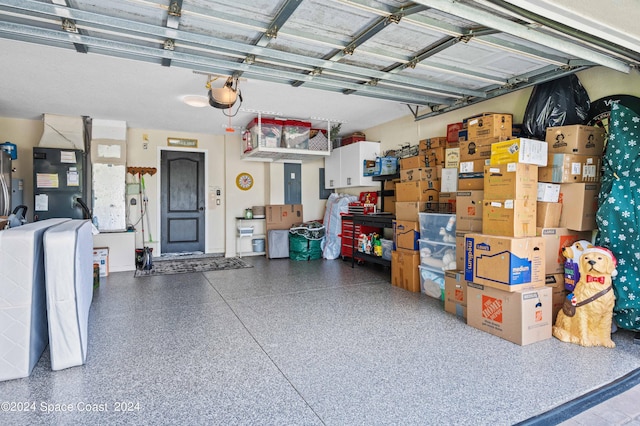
[{"x1": 522, "y1": 74, "x2": 590, "y2": 140}]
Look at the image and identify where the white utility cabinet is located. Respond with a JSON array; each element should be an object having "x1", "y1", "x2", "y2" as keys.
[{"x1": 324, "y1": 141, "x2": 381, "y2": 189}]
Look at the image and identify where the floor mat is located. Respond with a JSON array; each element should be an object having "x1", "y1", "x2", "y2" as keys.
[{"x1": 134, "y1": 254, "x2": 253, "y2": 277}]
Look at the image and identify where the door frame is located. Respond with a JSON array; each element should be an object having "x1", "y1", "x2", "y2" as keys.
[{"x1": 157, "y1": 146, "x2": 209, "y2": 255}]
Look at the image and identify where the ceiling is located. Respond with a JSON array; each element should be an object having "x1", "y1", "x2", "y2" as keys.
[{"x1": 0, "y1": 0, "x2": 638, "y2": 137}]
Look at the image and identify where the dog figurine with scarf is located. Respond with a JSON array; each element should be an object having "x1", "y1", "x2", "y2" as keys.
[{"x1": 552, "y1": 246, "x2": 617, "y2": 348}]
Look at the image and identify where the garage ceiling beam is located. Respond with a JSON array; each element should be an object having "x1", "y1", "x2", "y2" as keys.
[
  {"x1": 0, "y1": 20, "x2": 454, "y2": 106},
  {"x1": 483, "y1": 0, "x2": 640, "y2": 64},
  {"x1": 49, "y1": 0, "x2": 86, "y2": 54},
  {"x1": 0, "y1": 0, "x2": 484, "y2": 98},
  {"x1": 291, "y1": 3, "x2": 429, "y2": 89},
  {"x1": 411, "y1": 0, "x2": 631, "y2": 73}
]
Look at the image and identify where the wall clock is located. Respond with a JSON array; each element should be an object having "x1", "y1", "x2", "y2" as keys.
[{"x1": 236, "y1": 172, "x2": 254, "y2": 190}]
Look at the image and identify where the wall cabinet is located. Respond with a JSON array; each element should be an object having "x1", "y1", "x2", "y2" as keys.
[{"x1": 324, "y1": 141, "x2": 381, "y2": 189}]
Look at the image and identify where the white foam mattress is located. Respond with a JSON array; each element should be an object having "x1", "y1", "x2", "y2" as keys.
[
  {"x1": 44, "y1": 219, "x2": 94, "y2": 371},
  {"x1": 0, "y1": 218, "x2": 70, "y2": 382}
]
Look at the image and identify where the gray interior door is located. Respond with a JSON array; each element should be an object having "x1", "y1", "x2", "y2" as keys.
[
  {"x1": 160, "y1": 150, "x2": 205, "y2": 254},
  {"x1": 284, "y1": 163, "x2": 301, "y2": 204}
]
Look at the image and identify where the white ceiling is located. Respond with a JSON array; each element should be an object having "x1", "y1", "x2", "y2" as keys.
[{"x1": 0, "y1": 0, "x2": 638, "y2": 137}]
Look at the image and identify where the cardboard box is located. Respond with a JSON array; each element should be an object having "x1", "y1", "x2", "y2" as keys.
[
  {"x1": 490, "y1": 138, "x2": 548, "y2": 166},
  {"x1": 383, "y1": 196, "x2": 396, "y2": 214},
  {"x1": 458, "y1": 129, "x2": 468, "y2": 142},
  {"x1": 559, "y1": 183, "x2": 599, "y2": 231},
  {"x1": 536, "y1": 202, "x2": 562, "y2": 228},
  {"x1": 538, "y1": 154, "x2": 601, "y2": 183},
  {"x1": 536, "y1": 227, "x2": 592, "y2": 274},
  {"x1": 444, "y1": 270, "x2": 467, "y2": 319},
  {"x1": 392, "y1": 249, "x2": 421, "y2": 292},
  {"x1": 395, "y1": 181, "x2": 440, "y2": 202},
  {"x1": 93, "y1": 247, "x2": 109, "y2": 277},
  {"x1": 399, "y1": 155, "x2": 427, "y2": 170},
  {"x1": 447, "y1": 123, "x2": 464, "y2": 143},
  {"x1": 424, "y1": 147, "x2": 446, "y2": 167},
  {"x1": 467, "y1": 113, "x2": 513, "y2": 140},
  {"x1": 467, "y1": 283, "x2": 552, "y2": 345},
  {"x1": 394, "y1": 201, "x2": 431, "y2": 221},
  {"x1": 482, "y1": 199, "x2": 537, "y2": 237},
  {"x1": 455, "y1": 231, "x2": 467, "y2": 270},
  {"x1": 456, "y1": 190, "x2": 483, "y2": 232},
  {"x1": 459, "y1": 158, "x2": 490, "y2": 174},
  {"x1": 457, "y1": 173, "x2": 484, "y2": 190},
  {"x1": 546, "y1": 124, "x2": 606, "y2": 156},
  {"x1": 419, "y1": 137, "x2": 448, "y2": 150},
  {"x1": 545, "y1": 273, "x2": 567, "y2": 321},
  {"x1": 400, "y1": 166, "x2": 442, "y2": 185},
  {"x1": 537, "y1": 183, "x2": 561, "y2": 202},
  {"x1": 441, "y1": 168, "x2": 458, "y2": 192},
  {"x1": 266, "y1": 204, "x2": 303, "y2": 229},
  {"x1": 484, "y1": 163, "x2": 538, "y2": 201},
  {"x1": 445, "y1": 147, "x2": 460, "y2": 169},
  {"x1": 464, "y1": 234, "x2": 546, "y2": 291},
  {"x1": 393, "y1": 220, "x2": 420, "y2": 250},
  {"x1": 459, "y1": 139, "x2": 494, "y2": 162},
  {"x1": 438, "y1": 192, "x2": 457, "y2": 213}
]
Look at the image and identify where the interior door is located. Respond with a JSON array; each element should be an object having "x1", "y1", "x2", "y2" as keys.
[{"x1": 160, "y1": 150, "x2": 205, "y2": 254}]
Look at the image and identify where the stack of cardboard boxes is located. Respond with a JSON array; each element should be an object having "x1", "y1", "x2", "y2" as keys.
[
  {"x1": 535, "y1": 124, "x2": 606, "y2": 319},
  {"x1": 392, "y1": 137, "x2": 448, "y2": 292},
  {"x1": 386, "y1": 115, "x2": 606, "y2": 346}
]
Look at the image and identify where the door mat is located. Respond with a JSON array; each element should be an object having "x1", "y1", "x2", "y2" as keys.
[{"x1": 134, "y1": 254, "x2": 252, "y2": 277}]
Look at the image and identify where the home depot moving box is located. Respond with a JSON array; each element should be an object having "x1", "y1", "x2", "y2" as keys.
[
  {"x1": 444, "y1": 270, "x2": 468, "y2": 319},
  {"x1": 465, "y1": 234, "x2": 546, "y2": 291},
  {"x1": 546, "y1": 124, "x2": 606, "y2": 156},
  {"x1": 545, "y1": 273, "x2": 567, "y2": 321},
  {"x1": 536, "y1": 227, "x2": 593, "y2": 274},
  {"x1": 456, "y1": 190, "x2": 483, "y2": 232},
  {"x1": 558, "y1": 183, "x2": 599, "y2": 231},
  {"x1": 538, "y1": 154, "x2": 601, "y2": 183},
  {"x1": 483, "y1": 163, "x2": 538, "y2": 200},
  {"x1": 482, "y1": 199, "x2": 537, "y2": 237},
  {"x1": 467, "y1": 283, "x2": 552, "y2": 345},
  {"x1": 392, "y1": 249, "x2": 420, "y2": 292}
]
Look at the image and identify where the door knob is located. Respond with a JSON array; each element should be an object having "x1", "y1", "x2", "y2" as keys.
[{"x1": 199, "y1": 207, "x2": 204, "y2": 211}]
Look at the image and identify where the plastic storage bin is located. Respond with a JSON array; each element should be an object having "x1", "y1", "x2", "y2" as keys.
[
  {"x1": 381, "y1": 238, "x2": 393, "y2": 261},
  {"x1": 252, "y1": 238, "x2": 265, "y2": 252},
  {"x1": 418, "y1": 212, "x2": 456, "y2": 241},
  {"x1": 419, "y1": 265, "x2": 445, "y2": 300},
  {"x1": 418, "y1": 239, "x2": 456, "y2": 271},
  {"x1": 282, "y1": 120, "x2": 311, "y2": 149},
  {"x1": 247, "y1": 117, "x2": 283, "y2": 149}
]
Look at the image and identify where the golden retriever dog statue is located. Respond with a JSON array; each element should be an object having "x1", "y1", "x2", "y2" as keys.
[{"x1": 553, "y1": 247, "x2": 617, "y2": 348}]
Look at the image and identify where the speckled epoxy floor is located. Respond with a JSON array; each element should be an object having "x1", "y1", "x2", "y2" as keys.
[{"x1": 1, "y1": 257, "x2": 639, "y2": 425}]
